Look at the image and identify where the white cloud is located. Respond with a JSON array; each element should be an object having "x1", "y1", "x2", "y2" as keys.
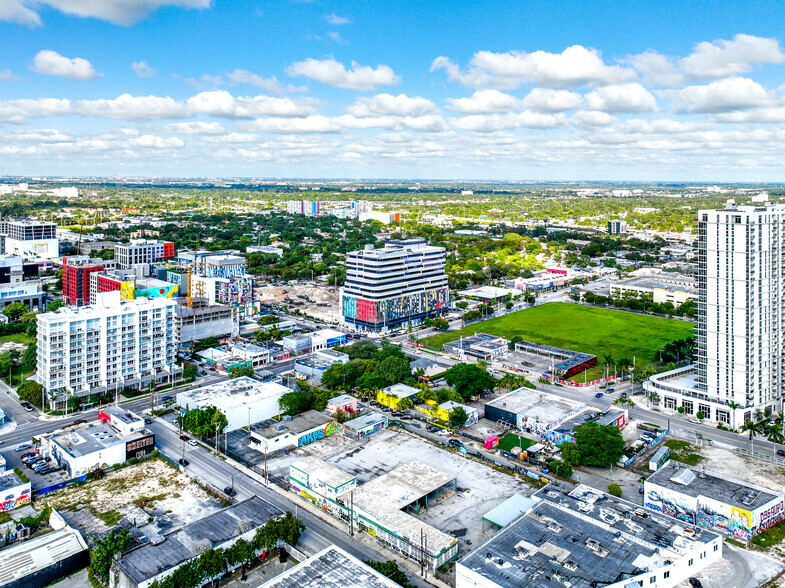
[
  {"x1": 521, "y1": 88, "x2": 582, "y2": 112},
  {"x1": 31, "y1": 50, "x2": 99, "y2": 80},
  {"x1": 0, "y1": 98, "x2": 72, "y2": 123},
  {"x1": 73, "y1": 94, "x2": 187, "y2": 120},
  {"x1": 629, "y1": 34, "x2": 785, "y2": 86},
  {"x1": 584, "y1": 83, "x2": 658, "y2": 112},
  {"x1": 348, "y1": 93, "x2": 438, "y2": 117},
  {"x1": 186, "y1": 90, "x2": 318, "y2": 118},
  {"x1": 2, "y1": 0, "x2": 212, "y2": 26},
  {"x1": 681, "y1": 34, "x2": 785, "y2": 79},
  {"x1": 401, "y1": 115, "x2": 448, "y2": 133},
  {"x1": 131, "y1": 61, "x2": 157, "y2": 78},
  {"x1": 326, "y1": 32, "x2": 345, "y2": 44},
  {"x1": 572, "y1": 111, "x2": 618, "y2": 127},
  {"x1": 674, "y1": 77, "x2": 771, "y2": 113},
  {"x1": 156, "y1": 121, "x2": 227, "y2": 135},
  {"x1": 450, "y1": 111, "x2": 566, "y2": 132},
  {"x1": 0, "y1": 0, "x2": 40, "y2": 27},
  {"x1": 288, "y1": 58, "x2": 399, "y2": 91},
  {"x1": 325, "y1": 13, "x2": 350, "y2": 25},
  {"x1": 227, "y1": 69, "x2": 286, "y2": 94},
  {"x1": 184, "y1": 74, "x2": 224, "y2": 90},
  {"x1": 446, "y1": 89, "x2": 519, "y2": 114},
  {"x1": 713, "y1": 106, "x2": 785, "y2": 123},
  {"x1": 0, "y1": 69, "x2": 18, "y2": 81},
  {"x1": 431, "y1": 45, "x2": 635, "y2": 89},
  {"x1": 244, "y1": 116, "x2": 342, "y2": 134}
]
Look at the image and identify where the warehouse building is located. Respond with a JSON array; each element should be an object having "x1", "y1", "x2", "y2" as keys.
[
  {"x1": 110, "y1": 497, "x2": 282, "y2": 588},
  {"x1": 175, "y1": 377, "x2": 289, "y2": 432},
  {"x1": 250, "y1": 410, "x2": 337, "y2": 456},
  {"x1": 0, "y1": 469, "x2": 31, "y2": 513},
  {"x1": 484, "y1": 389, "x2": 586, "y2": 437},
  {"x1": 645, "y1": 461, "x2": 784, "y2": 541},
  {"x1": 545, "y1": 407, "x2": 628, "y2": 445},
  {"x1": 457, "y1": 484, "x2": 722, "y2": 588},
  {"x1": 42, "y1": 415, "x2": 155, "y2": 478},
  {"x1": 513, "y1": 340, "x2": 597, "y2": 378},
  {"x1": 340, "y1": 412, "x2": 388, "y2": 439},
  {"x1": 259, "y1": 544, "x2": 400, "y2": 588},
  {"x1": 0, "y1": 525, "x2": 89, "y2": 588},
  {"x1": 443, "y1": 334, "x2": 509, "y2": 362},
  {"x1": 376, "y1": 383, "x2": 419, "y2": 409},
  {"x1": 289, "y1": 458, "x2": 458, "y2": 570}
]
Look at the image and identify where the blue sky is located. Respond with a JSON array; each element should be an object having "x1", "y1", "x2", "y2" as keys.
[{"x1": 2, "y1": 0, "x2": 785, "y2": 180}]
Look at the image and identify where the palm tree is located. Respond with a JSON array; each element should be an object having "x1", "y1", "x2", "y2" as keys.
[
  {"x1": 765, "y1": 423, "x2": 785, "y2": 446},
  {"x1": 741, "y1": 420, "x2": 759, "y2": 452}
]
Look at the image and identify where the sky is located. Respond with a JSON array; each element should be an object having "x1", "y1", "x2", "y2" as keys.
[{"x1": 2, "y1": 0, "x2": 785, "y2": 181}]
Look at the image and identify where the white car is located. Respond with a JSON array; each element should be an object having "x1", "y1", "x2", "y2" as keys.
[
  {"x1": 188, "y1": 439, "x2": 198, "y2": 446},
  {"x1": 438, "y1": 429, "x2": 451, "y2": 437},
  {"x1": 688, "y1": 418, "x2": 700, "y2": 424}
]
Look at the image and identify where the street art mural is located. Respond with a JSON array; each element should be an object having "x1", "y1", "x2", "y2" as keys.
[
  {"x1": 298, "y1": 420, "x2": 338, "y2": 447},
  {"x1": 342, "y1": 286, "x2": 449, "y2": 326},
  {"x1": 646, "y1": 486, "x2": 784, "y2": 541},
  {"x1": 137, "y1": 284, "x2": 178, "y2": 299},
  {"x1": 0, "y1": 488, "x2": 30, "y2": 512}
]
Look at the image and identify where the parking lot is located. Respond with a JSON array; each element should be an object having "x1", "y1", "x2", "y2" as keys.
[{"x1": 1, "y1": 445, "x2": 68, "y2": 489}]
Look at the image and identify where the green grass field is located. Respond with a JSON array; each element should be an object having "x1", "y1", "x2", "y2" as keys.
[
  {"x1": 425, "y1": 302, "x2": 693, "y2": 378},
  {"x1": 498, "y1": 433, "x2": 534, "y2": 452}
]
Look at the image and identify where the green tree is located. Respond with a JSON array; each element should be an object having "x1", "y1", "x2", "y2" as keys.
[
  {"x1": 364, "y1": 560, "x2": 415, "y2": 588},
  {"x1": 229, "y1": 365, "x2": 255, "y2": 379},
  {"x1": 279, "y1": 389, "x2": 313, "y2": 416},
  {"x1": 21, "y1": 343, "x2": 37, "y2": 371},
  {"x1": 448, "y1": 406, "x2": 468, "y2": 428},
  {"x1": 608, "y1": 483, "x2": 623, "y2": 497},
  {"x1": 18, "y1": 380, "x2": 43, "y2": 407},
  {"x1": 376, "y1": 356, "x2": 411, "y2": 387},
  {"x1": 569, "y1": 421, "x2": 626, "y2": 468},
  {"x1": 45, "y1": 299, "x2": 64, "y2": 312},
  {"x1": 182, "y1": 361, "x2": 198, "y2": 381},
  {"x1": 90, "y1": 528, "x2": 133, "y2": 583},
  {"x1": 192, "y1": 337, "x2": 220, "y2": 352},
  {"x1": 550, "y1": 459, "x2": 573, "y2": 478},
  {"x1": 345, "y1": 339, "x2": 377, "y2": 360},
  {"x1": 443, "y1": 363, "x2": 494, "y2": 400},
  {"x1": 2, "y1": 302, "x2": 26, "y2": 322},
  {"x1": 430, "y1": 317, "x2": 449, "y2": 331}
]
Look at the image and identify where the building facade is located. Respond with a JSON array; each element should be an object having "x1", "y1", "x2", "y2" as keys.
[
  {"x1": 341, "y1": 238, "x2": 449, "y2": 332},
  {"x1": 286, "y1": 200, "x2": 320, "y2": 216},
  {"x1": 0, "y1": 219, "x2": 59, "y2": 260},
  {"x1": 35, "y1": 292, "x2": 179, "y2": 409},
  {"x1": 114, "y1": 239, "x2": 175, "y2": 269},
  {"x1": 62, "y1": 257, "x2": 104, "y2": 306},
  {"x1": 645, "y1": 202, "x2": 785, "y2": 425}
]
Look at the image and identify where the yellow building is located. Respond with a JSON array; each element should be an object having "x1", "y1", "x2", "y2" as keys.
[
  {"x1": 376, "y1": 383, "x2": 419, "y2": 409},
  {"x1": 436, "y1": 401, "x2": 479, "y2": 426}
]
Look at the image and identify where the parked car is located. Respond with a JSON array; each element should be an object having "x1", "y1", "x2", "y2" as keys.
[
  {"x1": 621, "y1": 392, "x2": 628, "y2": 398},
  {"x1": 178, "y1": 458, "x2": 190, "y2": 466},
  {"x1": 448, "y1": 439, "x2": 463, "y2": 448},
  {"x1": 188, "y1": 439, "x2": 198, "y2": 447},
  {"x1": 224, "y1": 486, "x2": 237, "y2": 497},
  {"x1": 15, "y1": 444, "x2": 31, "y2": 452},
  {"x1": 541, "y1": 465, "x2": 551, "y2": 474},
  {"x1": 689, "y1": 579, "x2": 703, "y2": 588},
  {"x1": 688, "y1": 418, "x2": 700, "y2": 424},
  {"x1": 179, "y1": 435, "x2": 188, "y2": 442},
  {"x1": 21, "y1": 403, "x2": 34, "y2": 412},
  {"x1": 606, "y1": 388, "x2": 615, "y2": 394},
  {"x1": 438, "y1": 429, "x2": 451, "y2": 437},
  {"x1": 144, "y1": 417, "x2": 153, "y2": 424},
  {"x1": 777, "y1": 449, "x2": 785, "y2": 457},
  {"x1": 401, "y1": 415, "x2": 413, "y2": 420},
  {"x1": 71, "y1": 419, "x2": 86, "y2": 425},
  {"x1": 594, "y1": 393, "x2": 603, "y2": 398}
]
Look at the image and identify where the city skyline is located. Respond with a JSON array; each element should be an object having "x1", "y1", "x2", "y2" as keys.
[{"x1": 2, "y1": 1, "x2": 785, "y2": 180}]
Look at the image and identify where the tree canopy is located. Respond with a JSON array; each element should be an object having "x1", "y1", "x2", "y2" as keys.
[
  {"x1": 443, "y1": 363, "x2": 494, "y2": 400},
  {"x1": 560, "y1": 421, "x2": 626, "y2": 468}
]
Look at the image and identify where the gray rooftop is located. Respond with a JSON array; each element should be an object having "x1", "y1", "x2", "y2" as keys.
[
  {"x1": 646, "y1": 461, "x2": 782, "y2": 511},
  {"x1": 461, "y1": 484, "x2": 718, "y2": 588},
  {"x1": 251, "y1": 410, "x2": 333, "y2": 440},
  {"x1": 116, "y1": 497, "x2": 282, "y2": 584},
  {"x1": 0, "y1": 470, "x2": 26, "y2": 492},
  {"x1": 258, "y1": 545, "x2": 399, "y2": 588},
  {"x1": 51, "y1": 424, "x2": 143, "y2": 458},
  {"x1": 551, "y1": 408, "x2": 626, "y2": 435},
  {"x1": 342, "y1": 411, "x2": 388, "y2": 431},
  {"x1": 486, "y1": 389, "x2": 582, "y2": 423},
  {"x1": 0, "y1": 526, "x2": 88, "y2": 586},
  {"x1": 100, "y1": 406, "x2": 143, "y2": 426}
]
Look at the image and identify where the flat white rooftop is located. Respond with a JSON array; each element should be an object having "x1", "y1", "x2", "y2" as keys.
[
  {"x1": 177, "y1": 376, "x2": 289, "y2": 410},
  {"x1": 487, "y1": 388, "x2": 583, "y2": 423}
]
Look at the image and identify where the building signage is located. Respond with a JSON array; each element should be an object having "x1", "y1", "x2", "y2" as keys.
[{"x1": 125, "y1": 434, "x2": 155, "y2": 461}]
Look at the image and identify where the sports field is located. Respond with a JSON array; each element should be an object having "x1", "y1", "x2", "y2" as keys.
[{"x1": 424, "y1": 302, "x2": 694, "y2": 380}]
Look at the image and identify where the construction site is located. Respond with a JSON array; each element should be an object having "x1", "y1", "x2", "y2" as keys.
[{"x1": 255, "y1": 283, "x2": 340, "y2": 323}]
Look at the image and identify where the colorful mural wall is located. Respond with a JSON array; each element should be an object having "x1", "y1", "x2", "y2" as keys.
[
  {"x1": 297, "y1": 420, "x2": 337, "y2": 447},
  {"x1": 137, "y1": 284, "x2": 179, "y2": 298},
  {"x1": 645, "y1": 484, "x2": 784, "y2": 541},
  {"x1": 342, "y1": 286, "x2": 449, "y2": 326}
]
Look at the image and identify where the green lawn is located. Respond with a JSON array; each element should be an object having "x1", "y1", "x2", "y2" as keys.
[
  {"x1": 425, "y1": 302, "x2": 693, "y2": 377},
  {"x1": 664, "y1": 440, "x2": 704, "y2": 466},
  {"x1": 0, "y1": 333, "x2": 35, "y2": 347},
  {"x1": 498, "y1": 433, "x2": 533, "y2": 452}
]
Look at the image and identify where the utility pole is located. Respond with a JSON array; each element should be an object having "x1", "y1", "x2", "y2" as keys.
[
  {"x1": 420, "y1": 528, "x2": 424, "y2": 577},
  {"x1": 215, "y1": 422, "x2": 219, "y2": 454},
  {"x1": 349, "y1": 490, "x2": 354, "y2": 536}
]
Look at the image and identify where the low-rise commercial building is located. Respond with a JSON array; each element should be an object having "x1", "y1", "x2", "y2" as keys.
[
  {"x1": 341, "y1": 412, "x2": 388, "y2": 439},
  {"x1": 609, "y1": 271, "x2": 696, "y2": 305},
  {"x1": 0, "y1": 525, "x2": 89, "y2": 588},
  {"x1": 457, "y1": 484, "x2": 723, "y2": 588},
  {"x1": 250, "y1": 410, "x2": 337, "y2": 456},
  {"x1": 377, "y1": 383, "x2": 419, "y2": 409},
  {"x1": 290, "y1": 459, "x2": 458, "y2": 570},
  {"x1": 645, "y1": 461, "x2": 784, "y2": 541},
  {"x1": 443, "y1": 334, "x2": 509, "y2": 362},
  {"x1": 545, "y1": 407, "x2": 628, "y2": 445},
  {"x1": 175, "y1": 377, "x2": 289, "y2": 432},
  {"x1": 42, "y1": 417, "x2": 154, "y2": 478},
  {"x1": 0, "y1": 470, "x2": 31, "y2": 512},
  {"x1": 259, "y1": 544, "x2": 400, "y2": 588},
  {"x1": 326, "y1": 394, "x2": 357, "y2": 416},
  {"x1": 0, "y1": 219, "x2": 59, "y2": 260},
  {"x1": 436, "y1": 401, "x2": 479, "y2": 426},
  {"x1": 484, "y1": 389, "x2": 586, "y2": 437},
  {"x1": 513, "y1": 340, "x2": 597, "y2": 378},
  {"x1": 110, "y1": 497, "x2": 282, "y2": 588}
]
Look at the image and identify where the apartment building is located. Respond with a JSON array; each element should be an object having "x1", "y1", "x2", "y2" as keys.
[
  {"x1": 62, "y1": 257, "x2": 104, "y2": 306},
  {"x1": 114, "y1": 239, "x2": 175, "y2": 269},
  {"x1": 645, "y1": 201, "x2": 785, "y2": 426},
  {"x1": 0, "y1": 219, "x2": 59, "y2": 260},
  {"x1": 341, "y1": 238, "x2": 448, "y2": 332},
  {"x1": 286, "y1": 200, "x2": 320, "y2": 216},
  {"x1": 35, "y1": 292, "x2": 179, "y2": 410}
]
